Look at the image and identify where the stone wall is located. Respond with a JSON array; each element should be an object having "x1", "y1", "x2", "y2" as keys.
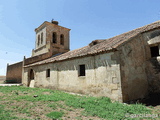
[
  {"x1": 46, "y1": 22, "x2": 70, "y2": 55},
  {"x1": 6, "y1": 61, "x2": 23, "y2": 83},
  {"x1": 142, "y1": 29, "x2": 160, "y2": 94},
  {"x1": 23, "y1": 52, "x2": 123, "y2": 102},
  {"x1": 119, "y1": 29, "x2": 160, "y2": 102},
  {"x1": 118, "y1": 35, "x2": 149, "y2": 102}
]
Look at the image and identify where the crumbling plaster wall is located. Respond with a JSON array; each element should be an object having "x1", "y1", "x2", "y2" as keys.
[
  {"x1": 118, "y1": 35, "x2": 149, "y2": 102},
  {"x1": 23, "y1": 52, "x2": 123, "y2": 101}
]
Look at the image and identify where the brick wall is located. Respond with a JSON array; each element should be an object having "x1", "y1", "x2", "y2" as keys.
[{"x1": 6, "y1": 61, "x2": 23, "y2": 83}]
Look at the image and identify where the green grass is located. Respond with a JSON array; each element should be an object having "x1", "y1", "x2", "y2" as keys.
[
  {"x1": 0, "y1": 86, "x2": 156, "y2": 120},
  {"x1": 46, "y1": 111, "x2": 64, "y2": 119},
  {"x1": 0, "y1": 105, "x2": 18, "y2": 120}
]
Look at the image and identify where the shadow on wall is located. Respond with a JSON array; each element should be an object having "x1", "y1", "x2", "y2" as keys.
[
  {"x1": 134, "y1": 57, "x2": 160, "y2": 106},
  {"x1": 149, "y1": 57, "x2": 160, "y2": 93},
  {"x1": 126, "y1": 57, "x2": 160, "y2": 106},
  {"x1": 144, "y1": 93, "x2": 160, "y2": 106},
  {"x1": 128, "y1": 93, "x2": 160, "y2": 106},
  {"x1": 150, "y1": 57, "x2": 160, "y2": 74}
]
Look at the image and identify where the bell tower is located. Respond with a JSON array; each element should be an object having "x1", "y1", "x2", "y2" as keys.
[{"x1": 32, "y1": 20, "x2": 70, "y2": 57}]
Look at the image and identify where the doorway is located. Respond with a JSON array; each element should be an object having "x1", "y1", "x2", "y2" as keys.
[{"x1": 28, "y1": 69, "x2": 35, "y2": 87}]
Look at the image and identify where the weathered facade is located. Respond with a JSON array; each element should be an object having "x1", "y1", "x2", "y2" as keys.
[
  {"x1": 6, "y1": 20, "x2": 160, "y2": 102},
  {"x1": 23, "y1": 52, "x2": 122, "y2": 101}
]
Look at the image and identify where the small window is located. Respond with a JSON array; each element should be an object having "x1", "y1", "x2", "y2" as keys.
[
  {"x1": 150, "y1": 46, "x2": 159, "y2": 57},
  {"x1": 60, "y1": 34, "x2": 64, "y2": 45},
  {"x1": 41, "y1": 32, "x2": 43, "y2": 44},
  {"x1": 52, "y1": 32, "x2": 57, "y2": 43},
  {"x1": 46, "y1": 69, "x2": 50, "y2": 77},
  {"x1": 79, "y1": 65, "x2": 85, "y2": 76},
  {"x1": 38, "y1": 35, "x2": 40, "y2": 46}
]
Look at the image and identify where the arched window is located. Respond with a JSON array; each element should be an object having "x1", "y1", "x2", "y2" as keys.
[
  {"x1": 52, "y1": 32, "x2": 57, "y2": 43},
  {"x1": 38, "y1": 35, "x2": 40, "y2": 46},
  {"x1": 41, "y1": 32, "x2": 43, "y2": 44},
  {"x1": 60, "y1": 34, "x2": 64, "y2": 45}
]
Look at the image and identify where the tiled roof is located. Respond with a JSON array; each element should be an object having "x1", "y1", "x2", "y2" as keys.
[{"x1": 24, "y1": 20, "x2": 160, "y2": 67}]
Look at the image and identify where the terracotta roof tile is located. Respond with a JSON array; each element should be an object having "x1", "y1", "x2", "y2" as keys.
[{"x1": 25, "y1": 20, "x2": 160, "y2": 67}]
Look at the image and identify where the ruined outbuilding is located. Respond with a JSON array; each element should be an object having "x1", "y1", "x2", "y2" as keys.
[{"x1": 6, "y1": 20, "x2": 160, "y2": 102}]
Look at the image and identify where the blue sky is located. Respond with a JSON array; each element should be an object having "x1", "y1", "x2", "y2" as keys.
[{"x1": 0, "y1": 0, "x2": 160, "y2": 75}]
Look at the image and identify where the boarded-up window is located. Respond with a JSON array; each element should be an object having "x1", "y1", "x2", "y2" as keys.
[
  {"x1": 60, "y1": 34, "x2": 64, "y2": 45},
  {"x1": 79, "y1": 65, "x2": 85, "y2": 76},
  {"x1": 52, "y1": 32, "x2": 57, "y2": 43},
  {"x1": 150, "y1": 46, "x2": 159, "y2": 57},
  {"x1": 46, "y1": 69, "x2": 50, "y2": 77}
]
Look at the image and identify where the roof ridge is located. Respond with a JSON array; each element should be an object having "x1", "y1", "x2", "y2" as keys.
[{"x1": 25, "y1": 20, "x2": 160, "y2": 67}]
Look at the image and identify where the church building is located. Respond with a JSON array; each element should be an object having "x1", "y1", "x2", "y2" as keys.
[{"x1": 6, "y1": 20, "x2": 160, "y2": 102}]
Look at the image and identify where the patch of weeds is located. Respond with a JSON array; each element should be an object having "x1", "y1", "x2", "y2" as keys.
[
  {"x1": 0, "y1": 86, "x2": 153, "y2": 120},
  {"x1": 0, "y1": 86, "x2": 30, "y2": 94},
  {"x1": 75, "y1": 116, "x2": 82, "y2": 120},
  {"x1": 21, "y1": 107, "x2": 31, "y2": 115},
  {"x1": 66, "y1": 107, "x2": 73, "y2": 111},
  {"x1": 47, "y1": 103, "x2": 57, "y2": 110},
  {"x1": 65, "y1": 96, "x2": 151, "y2": 119},
  {"x1": 148, "y1": 106, "x2": 154, "y2": 108},
  {"x1": 46, "y1": 111, "x2": 64, "y2": 119},
  {"x1": 56, "y1": 102, "x2": 66, "y2": 109},
  {"x1": 0, "y1": 105, "x2": 18, "y2": 119}
]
